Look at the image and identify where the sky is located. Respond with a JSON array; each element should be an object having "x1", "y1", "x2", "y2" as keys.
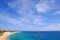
[{"x1": 0, "y1": 0, "x2": 60, "y2": 31}]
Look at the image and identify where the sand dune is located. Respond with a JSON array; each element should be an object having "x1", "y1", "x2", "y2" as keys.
[{"x1": 0, "y1": 32, "x2": 16, "y2": 40}]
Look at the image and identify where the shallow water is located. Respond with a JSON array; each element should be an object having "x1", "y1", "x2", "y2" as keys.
[{"x1": 8, "y1": 31, "x2": 60, "y2": 40}]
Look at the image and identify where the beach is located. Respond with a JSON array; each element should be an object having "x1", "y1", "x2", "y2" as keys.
[
  {"x1": 0, "y1": 31, "x2": 60, "y2": 40},
  {"x1": 0, "y1": 32, "x2": 16, "y2": 40}
]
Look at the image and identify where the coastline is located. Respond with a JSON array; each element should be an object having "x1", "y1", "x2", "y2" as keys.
[{"x1": 0, "y1": 32, "x2": 16, "y2": 40}]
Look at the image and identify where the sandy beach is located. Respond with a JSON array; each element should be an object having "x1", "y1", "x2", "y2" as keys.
[{"x1": 0, "y1": 32, "x2": 16, "y2": 40}]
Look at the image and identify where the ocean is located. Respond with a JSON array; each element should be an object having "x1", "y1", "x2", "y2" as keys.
[{"x1": 8, "y1": 31, "x2": 60, "y2": 40}]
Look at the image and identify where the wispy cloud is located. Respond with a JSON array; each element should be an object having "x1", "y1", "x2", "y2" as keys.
[
  {"x1": 0, "y1": 14, "x2": 21, "y2": 25},
  {"x1": 55, "y1": 11, "x2": 60, "y2": 15},
  {"x1": 35, "y1": 2, "x2": 51, "y2": 13},
  {"x1": 7, "y1": 0, "x2": 34, "y2": 18},
  {"x1": 57, "y1": 23, "x2": 60, "y2": 26},
  {"x1": 33, "y1": 18, "x2": 42, "y2": 25},
  {"x1": 41, "y1": 26, "x2": 60, "y2": 31},
  {"x1": 0, "y1": 14, "x2": 40, "y2": 26},
  {"x1": 21, "y1": 26, "x2": 60, "y2": 31},
  {"x1": 6, "y1": 0, "x2": 45, "y2": 25},
  {"x1": 25, "y1": 25, "x2": 60, "y2": 31},
  {"x1": 1, "y1": 0, "x2": 60, "y2": 31},
  {"x1": 35, "y1": 0, "x2": 55, "y2": 13},
  {"x1": 52, "y1": 11, "x2": 60, "y2": 15},
  {"x1": 0, "y1": 14, "x2": 60, "y2": 31}
]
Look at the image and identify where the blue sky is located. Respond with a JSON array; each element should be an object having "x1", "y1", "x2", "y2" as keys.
[{"x1": 0, "y1": 0, "x2": 60, "y2": 31}]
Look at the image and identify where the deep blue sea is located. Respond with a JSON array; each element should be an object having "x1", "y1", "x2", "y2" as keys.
[{"x1": 8, "y1": 31, "x2": 60, "y2": 40}]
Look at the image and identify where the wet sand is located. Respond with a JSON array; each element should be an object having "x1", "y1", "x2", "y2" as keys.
[{"x1": 0, "y1": 32, "x2": 16, "y2": 40}]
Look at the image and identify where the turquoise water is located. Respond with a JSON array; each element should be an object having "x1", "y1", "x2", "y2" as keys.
[{"x1": 8, "y1": 31, "x2": 60, "y2": 40}]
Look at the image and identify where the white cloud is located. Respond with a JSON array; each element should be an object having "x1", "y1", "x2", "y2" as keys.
[
  {"x1": 2, "y1": 0, "x2": 60, "y2": 31},
  {"x1": 0, "y1": 14, "x2": 31, "y2": 31},
  {"x1": 0, "y1": 14, "x2": 22, "y2": 25},
  {"x1": 57, "y1": 23, "x2": 60, "y2": 26},
  {"x1": 57, "y1": 11, "x2": 60, "y2": 14},
  {"x1": 6, "y1": 0, "x2": 20, "y2": 8},
  {"x1": 55, "y1": 11, "x2": 60, "y2": 14},
  {"x1": 0, "y1": 14, "x2": 60, "y2": 31},
  {"x1": 53, "y1": 11, "x2": 60, "y2": 15},
  {"x1": 33, "y1": 18, "x2": 42, "y2": 25},
  {"x1": 6, "y1": 0, "x2": 34, "y2": 18},
  {"x1": 44, "y1": 26, "x2": 60, "y2": 31},
  {"x1": 19, "y1": 24, "x2": 60, "y2": 31},
  {"x1": 0, "y1": 14, "x2": 34, "y2": 26},
  {"x1": 35, "y1": 3, "x2": 51, "y2": 13},
  {"x1": 24, "y1": 25, "x2": 60, "y2": 31},
  {"x1": 6, "y1": 0, "x2": 45, "y2": 25},
  {"x1": 35, "y1": 0, "x2": 55, "y2": 13}
]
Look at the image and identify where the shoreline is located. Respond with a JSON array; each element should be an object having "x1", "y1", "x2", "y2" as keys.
[{"x1": 0, "y1": 32, "x2": 16, "y2": 40}]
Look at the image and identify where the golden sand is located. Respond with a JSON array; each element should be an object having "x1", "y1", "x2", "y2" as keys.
[{"x1": 0, "y1": 32, "x2": 16, "y2": 40}]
